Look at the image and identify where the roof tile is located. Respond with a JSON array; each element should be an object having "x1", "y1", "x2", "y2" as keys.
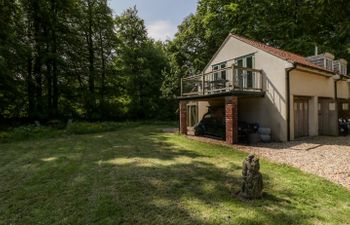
[{"x1": 231, "y1": 34, "x2": 334, "y2": 73}]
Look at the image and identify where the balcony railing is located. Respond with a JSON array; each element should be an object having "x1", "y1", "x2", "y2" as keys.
[{"x1": 180, "y1": 65, "x2": 264, "y2": 97}]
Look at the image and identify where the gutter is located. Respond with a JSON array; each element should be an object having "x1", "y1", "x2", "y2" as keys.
[
  {"x1": 286, "y1": 64, "x2": 296, "y2": 141},
  {"x1": 334, "y1": 77, "x2": 340, "y2": 136},
  {"x1": 334, "y1": 80, "x2": 338, "y2": 100}
]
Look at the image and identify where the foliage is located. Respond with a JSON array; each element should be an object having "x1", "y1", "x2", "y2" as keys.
[
  {"x1": 0, "y1": 2, "x2": 173, "y2": 121},
  {"x1": 1, "y1": 0, "x2": 349, "y2": 122},
  {"x1": 114, "y1": 7, "x2": 171, "y2": 119},
  {"x1": 0, "y1": 121, "x2": 176, "y2": 142},
  {"x1": 163, "y1": 0, "x2": 350, "y2": 98},
  {"x1": 0, "y1": 125, "x2": 63, "y2": 143},
  {"x1": 66, "y1": 121, "x2": 131, "y2": 134},
  {"x1": 1, "y1": 123, "x2": 350, "y2": 224}
]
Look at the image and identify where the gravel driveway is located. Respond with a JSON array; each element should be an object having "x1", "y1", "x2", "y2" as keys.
[{"x1": 188, "y1": 135, "x2": 350, "y2": 190}]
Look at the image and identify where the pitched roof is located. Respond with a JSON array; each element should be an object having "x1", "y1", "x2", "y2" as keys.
[{"x1": 230, "y1": 34, "x2": 334, "y2": 74}]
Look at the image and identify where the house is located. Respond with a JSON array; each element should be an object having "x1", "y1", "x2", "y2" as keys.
[{"x1": 178, "y1": 34, "x2": 350, "y2": 143}]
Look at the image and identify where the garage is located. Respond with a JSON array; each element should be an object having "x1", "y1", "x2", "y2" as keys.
[
  {"x1": 318, "y1": 98, "x2": 338, "y2": 136},
  {"x1": 337, "y1": 99, "x2": 350, "y2": 119},
  {"x1": 294, "y1": 97, "x2": 309, "y2": 138}
]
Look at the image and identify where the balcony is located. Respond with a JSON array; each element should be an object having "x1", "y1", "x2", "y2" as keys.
[{"x1": 179, "y1": 65, "x2": 265, "y2": 99}]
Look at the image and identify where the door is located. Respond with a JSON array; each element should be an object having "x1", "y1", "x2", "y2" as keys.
[
  {"x1": 187, "y1": 104, "x2": 198, "y2": 127},
  {"x1": 318, "y1": 98, "x2": 338, "y2": 135},
  {"x1": 294, "y1": 98, "x2": 309, "y2": 138},
  {"x1": 235, "y1": 55, "x2": 254, "y2": 89}
]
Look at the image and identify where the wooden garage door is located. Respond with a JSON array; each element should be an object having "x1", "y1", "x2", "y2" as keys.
[
  {"x1": 318, "y1": 98, "x2": 338, "y2": 136},
  {"x1": 294, "y1": 98, "x2": 309, "y2": 138}
]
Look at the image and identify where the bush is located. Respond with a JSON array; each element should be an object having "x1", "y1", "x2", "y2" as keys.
[
  {"x1": 66, "y1": 121, "x2": 131, "y2": 135},
  {"x1": 0, "y1": 121, "x2": 176, "y2": 143},
  {"x1": 0, "y1": 125, "x2": 62, "y2": 143}
]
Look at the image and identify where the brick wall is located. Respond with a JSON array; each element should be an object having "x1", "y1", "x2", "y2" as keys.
[
  {"x1": 179, "y1": 101, "x2": 187, "y2": 134},
  {"x1": 225, "y1": 96, "x2": 238, "y2": 144}
]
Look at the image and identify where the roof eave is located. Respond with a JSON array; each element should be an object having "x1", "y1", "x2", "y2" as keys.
[{"x1": 293, "y1": 62, "x2": 335, "y2": 77}]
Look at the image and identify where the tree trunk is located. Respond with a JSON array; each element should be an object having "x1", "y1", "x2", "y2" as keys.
[
  {"x1": 27, "y1": 57, "x2": 35, "y2": 119},
  {"x1": 32, "y1": 1, "x2": 43, "y2": 118},
  {"x1": 99, "y1": 28, "x2": 106, "y2": 111},
  {"x1": 51, "y1": 0, "x2": 58, "y2": 118},
  {"x1": 46, "y1": 58, "x2": 52, "y2": 118},
  {"x1": 87, "y1": 0, "x2": 95, "y2": 119},
  {"x1": 33, "y1": 53, "x2": 42, "y2": 118}
]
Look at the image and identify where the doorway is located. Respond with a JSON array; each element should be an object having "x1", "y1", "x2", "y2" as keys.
[
  {"x1": 294, "y1": 97, "x2": 309, "y2": 138},
  {"x1": 318, "y1": 98, "x2": 338, "y2": 136}
]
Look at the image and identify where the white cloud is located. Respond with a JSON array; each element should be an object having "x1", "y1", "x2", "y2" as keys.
[{"x1": 147, "y1": 20, "x2": 177, "y2": 42}]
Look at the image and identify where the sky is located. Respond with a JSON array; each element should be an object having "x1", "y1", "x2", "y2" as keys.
[{"x1": 109, "y1": 0, "x2": 198, "y2": 41}]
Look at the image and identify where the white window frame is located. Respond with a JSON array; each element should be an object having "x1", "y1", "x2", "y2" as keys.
[
  {"x1": 235, "y1": 54, "x2": 255, "y2": 88},
  {"x1": 340, "y1": 64, "x2": 347, "y2": 75},
  {"x1": 212, "y1": 62, "x2": 227, "y2": 81},
  {"x1": 325, "y1": 59, "x2": 333, "y2": 71}
]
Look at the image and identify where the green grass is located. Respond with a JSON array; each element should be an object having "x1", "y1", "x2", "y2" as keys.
[{"x1": 0, "y1": 123, "x2": 349, "y2": 225}]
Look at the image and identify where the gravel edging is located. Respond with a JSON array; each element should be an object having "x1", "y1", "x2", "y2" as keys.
[{"x1": 187, "y1": 135, "x2": 350, "y2": 190}]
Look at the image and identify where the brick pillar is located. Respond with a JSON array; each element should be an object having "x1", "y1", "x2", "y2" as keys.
[
  {"x1": 225, "y1": 96, "x2": 238, "y2": 144},
  {"x1": 179, "y1": 101, "x2": 187, "y2": 135}
]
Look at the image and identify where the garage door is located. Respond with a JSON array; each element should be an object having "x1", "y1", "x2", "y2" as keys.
[
  {"x1": 318, "y1": 98, "x2": 338, "y2": 136},
  {"x1": 294, "y1": 98, "x2": 309, "y2": 138}
]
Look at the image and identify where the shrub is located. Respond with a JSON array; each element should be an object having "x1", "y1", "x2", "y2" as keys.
[
  {"x1": 0, "y1": 125, "x2": 62, "y2": 143},
  {"x1": 66, "y1": 121, "x2": 129, "y2": 135}
]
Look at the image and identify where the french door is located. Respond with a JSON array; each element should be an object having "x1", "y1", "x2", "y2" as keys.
[{"x1": 236, "y1": 55, "x2": 254, "y2": 89}]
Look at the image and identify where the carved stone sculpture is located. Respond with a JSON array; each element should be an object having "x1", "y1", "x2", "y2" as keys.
[{"x1": 239, "y1": 153, "x2": 263, "y2": 199}]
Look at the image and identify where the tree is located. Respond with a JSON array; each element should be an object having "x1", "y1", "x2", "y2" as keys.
[
  {"x1": 163, "y1": 0, "x2": 350, "y2": 100},
  {"x1": 115, "y1": 7, "x2": 171, "y2": 119}
]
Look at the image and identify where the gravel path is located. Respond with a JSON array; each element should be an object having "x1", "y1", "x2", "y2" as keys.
[{"x1": 188, "y1": 135, "x2": 350, "y2": 190}]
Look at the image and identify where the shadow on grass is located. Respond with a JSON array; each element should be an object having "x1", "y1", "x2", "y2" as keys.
[{"x1": 0, "y1": 126, "x2": 319, "y2": 225}]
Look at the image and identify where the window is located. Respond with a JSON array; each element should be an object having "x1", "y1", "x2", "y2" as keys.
[
  {"x1": 340, "y1": 64, "x2": 347, "y2": 75},
  {"x1": 343, "y1": 103, "x2": 349, "y2": 111},
  {"x1": 235, "y1": 55, "x2": 254, "y2": 88},
  {"x1": 212, "y1": 62, "x2": 226, "y2": 80},
  {"x1": 213, "y1": 65, "x2": 219, "y2": 80},
  {"x1": 246, "y1": 56, "x2": 253, "y2": 88},
  {"x1": 187, "y1": 105, "x2": 198, "y2": 127},
  {"x1": 325, "y1": 59, "x2": 333, "y2": 70}
]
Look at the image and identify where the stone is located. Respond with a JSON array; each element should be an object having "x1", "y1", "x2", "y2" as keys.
[
  {"x1": 239, "y1": 153, "x2": 263, "y2": 199},
  {"x1": 34, "y1": 120, "x2": 41, "y2": 127},
  {"x1": 67, "y1": 119, "x2": 73, "y2": 126}
]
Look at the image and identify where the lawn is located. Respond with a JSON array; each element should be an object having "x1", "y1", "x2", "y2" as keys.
[{"x1": 0, "y1": 123, "x2": 350, "y2": 225}]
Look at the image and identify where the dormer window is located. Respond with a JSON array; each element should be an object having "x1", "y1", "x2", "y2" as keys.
[
  {"x1": 306, "y1": 52, "x2": 335, "y2": 71},
  {"x1": 340, "y1": 64, "x2": 347, "y2": 75},
  {"x1": 325, "y1": 59, "x2": 333, "y2": 71},
  {"x1": 333, "y1": 59, "x2": 348, "y2": 75}
]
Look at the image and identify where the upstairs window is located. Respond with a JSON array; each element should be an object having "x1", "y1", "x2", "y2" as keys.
[
  {"x1": 212, "y1": 62, "x2": 227, "y2": 80},
  {"x1": 235, "y1": 55, "x2": 255, "y2": 88},
  {"x1": 325, "y1": 59, "x2": 333, "y2": 71},
  {"x1": 341, "y1": 64, "x2": 347, "y2": 75}
]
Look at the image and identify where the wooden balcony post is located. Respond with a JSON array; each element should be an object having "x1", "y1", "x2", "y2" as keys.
[
  {"x1": 180, "y1": 77, "x2": 183, "y2": 96},
  {"x1": 232, "y1": 64, "x2": 235, "y2": 90},
  {"x1": 260, "y1": 70, "x2": 264, "y2": 91},
  {"x1": 202, "y1": 72, "x2": 205, "y2": 95}
]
